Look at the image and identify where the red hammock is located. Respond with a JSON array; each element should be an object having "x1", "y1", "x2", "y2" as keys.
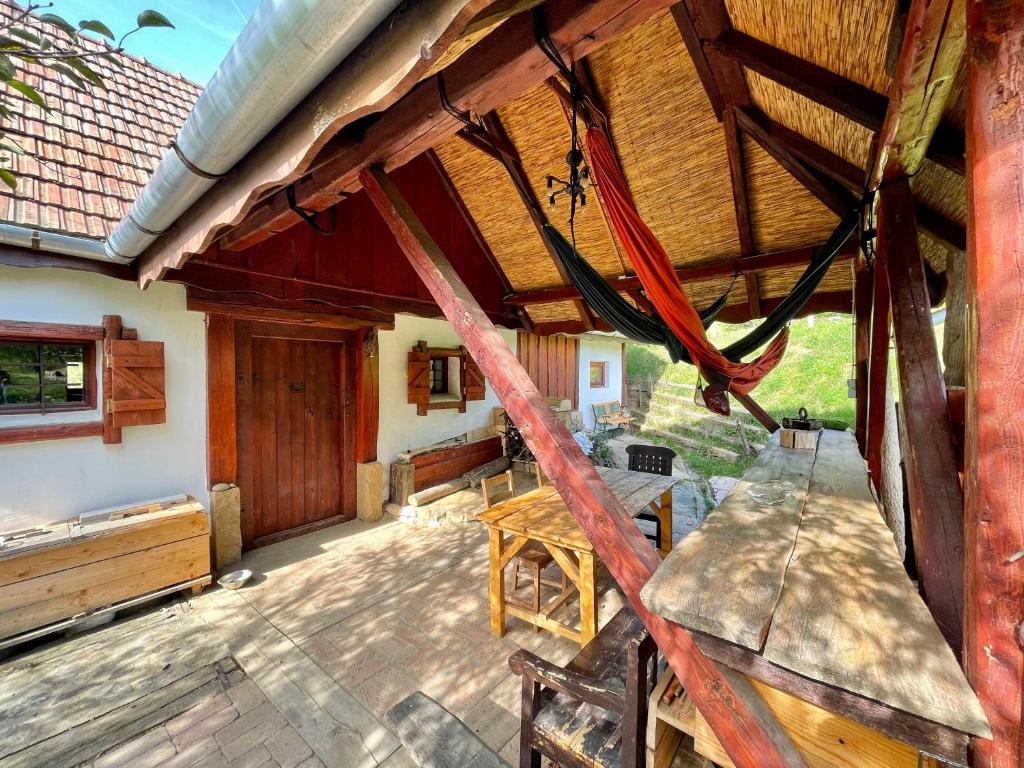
[{"x1": 585, "y1": 126, "x2": 788, "y2": 395}]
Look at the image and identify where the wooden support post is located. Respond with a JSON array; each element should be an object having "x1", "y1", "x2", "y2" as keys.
[
  {"x1": 865, "y1": 253, "x2": 891, "y2": 489},
  {"x1": 879, "y1": 178, "x2": 964, "y2": 653},
  {"x1": 207, "y1": 314, "x2": 238, "y2": 485},
  {"x1": 854, "y1": 269, "x2": 872, "y2": 455},
  {"x1": 360, "y1": 165, "x2": 801, "y2": 768},
  {"x1": 355, "y1": 328, "x2": 379, "y2": 464},
  {"x1": 101, "y1": 315, "x2": 123, "y2": 445},
  {"x1": 731, "y1": 391, "x2": 779, "y2": 434},
  {"x1": 964, "y1": 3, "x2": 1024, "y2": 764}
]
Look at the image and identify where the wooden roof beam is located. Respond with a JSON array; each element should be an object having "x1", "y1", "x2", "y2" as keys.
[
  {"x1": 734, "y1": 107, "x2": 857, "y2": 216},
  {"x1": 868, "y1": 0, "x2": 965, "y2": 187},
  {"x1": 424, "y1": 148, "x2": 534, "y2": 332},
  {"x1": 180, "y1": 0, "x2": 679, "y2": 273},
  {"x1": 505, "y1": 240, "x2": 857, "y2": 305},
  {"x1": 709, "y1": 28, "x2": 966, "y2": 176},
  {"x1": 476, "y1": 110, "x2": 595, "y2": 330},
  {"x1": 671, "y1": 1, "x2": 750, "y2": 117},
  {"x1": 752, "y1": 111, "x2": 967, "y2": 253},
  {"x1": 165, "y1": 259, "x2": 521, "y2": 327}
]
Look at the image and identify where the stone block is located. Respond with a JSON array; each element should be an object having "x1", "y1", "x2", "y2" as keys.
[
  {"x1": 210, "y1": 483, "x2": 242, "y2": 571},
  {"x1": 357, "y1": 462, "x2": 384, "y2": 521}
]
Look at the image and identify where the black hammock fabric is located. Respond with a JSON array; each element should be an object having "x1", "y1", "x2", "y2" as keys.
[
  {"x1": 543, "y1": 209, "x2": 860, "y2": 364},
  {"x1": 542, "y1": 224, "x2": 726, "y2": 363}
]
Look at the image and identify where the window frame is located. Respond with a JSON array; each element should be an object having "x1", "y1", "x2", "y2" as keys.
[
  {"x1": 0, "y1": 336, "x2": 98, "y2": 416},
  {"x1": 589, "y1": 361, "x2": 608, "y2": 389}
]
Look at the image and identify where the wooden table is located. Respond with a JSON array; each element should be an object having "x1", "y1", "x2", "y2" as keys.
[
  {"x1": 478, "y1": 466, "x2": 676, "y2": 645},
  {"x1": 640, "y1": 430, "x2": 989, "y2": 765}
]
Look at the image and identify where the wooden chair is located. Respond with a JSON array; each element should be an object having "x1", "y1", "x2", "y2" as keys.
[
  {"x1": 534, "y1": 463, "x2": 548, "y2": 488},
  {"x1": 626, "y1": 444, "x2": 676, "y2": 552},
  {"x1": 482, "y1": 471, "x2": 567, "y2": 631},
  {"x1": 482, "y1": 470, "x2": 516, "y2": 508},
  {"x1": 510, "y1": 606, "x2": 658, "y2": 768}
]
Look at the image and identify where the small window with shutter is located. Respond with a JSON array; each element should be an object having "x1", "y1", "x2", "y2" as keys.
[{"x1": 407, "y1": 341, "x2": 486, "y2": 416}]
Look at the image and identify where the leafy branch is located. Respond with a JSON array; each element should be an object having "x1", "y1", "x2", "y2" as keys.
[{"x1": 0, "y1": 2, "x2": 174, "y2": 189}]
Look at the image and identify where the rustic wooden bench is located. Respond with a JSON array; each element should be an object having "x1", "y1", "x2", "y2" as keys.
[
  {"x1": 508, "y1": 606, "x2": 658, "y2": 768},
  {"x1": 593, "y1": 401, "x2": 636, "y2": 435}
]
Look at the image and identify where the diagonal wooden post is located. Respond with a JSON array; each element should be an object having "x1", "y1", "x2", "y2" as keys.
[
  {"x1": 865, "y1": 250, "x2": 891, "y2": 490},
  {"x1": 879, "y1": 178, "x2": 964, "y2": 653},
  {"x1": 360, "y1": 165, "x2": 803, "y2": 768}
]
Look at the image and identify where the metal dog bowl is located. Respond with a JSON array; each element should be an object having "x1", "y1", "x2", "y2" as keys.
[{"x1": 218, "y1": 569, "x2": 253, "y2": 591}]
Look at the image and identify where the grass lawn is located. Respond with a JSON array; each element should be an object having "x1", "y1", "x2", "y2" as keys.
[{"x1": 627, "y1": 313, "x2": 858, "y2": 479}]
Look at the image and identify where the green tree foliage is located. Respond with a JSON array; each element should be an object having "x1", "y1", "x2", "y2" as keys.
[{"x1": 0, "y1": 2, "x2": 174, "y2": 189}]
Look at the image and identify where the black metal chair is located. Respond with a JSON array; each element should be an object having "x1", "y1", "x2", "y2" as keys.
[{"x1": 625, "y1": 444, "x2": 676, "y2": 551}]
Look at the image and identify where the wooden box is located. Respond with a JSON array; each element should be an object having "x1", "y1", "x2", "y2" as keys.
[
  {"x1": 779, "y1": 428, "x2": 820, "y2": 451},
  {"x1": 0, "y1": 500, "x2": 211, "y2": 642}
]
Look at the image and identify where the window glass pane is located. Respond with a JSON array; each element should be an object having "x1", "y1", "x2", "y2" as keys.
[
  {"x1": 0, "y1": 343, "x2": 40, "y2": 367},
  {"x1": 0, "y1": 384, "x2": 41, "y2": 406},
  {"x1": 42, "y1": 345, "x2": 85, "y2": 403}
]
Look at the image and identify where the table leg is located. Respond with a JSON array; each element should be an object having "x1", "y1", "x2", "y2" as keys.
[
  {"x1": 488, "y1": 528, "x2": 506, "y2": 638},
  {"x1": 579, "y1": 550, "x2": 597, "y2": 645},
  {"x1": 657, "y1": 489, "x2": 673, "y2": 556}
]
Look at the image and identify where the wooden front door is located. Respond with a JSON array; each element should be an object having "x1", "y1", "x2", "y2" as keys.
[{"x1": 235, "y1": 322, "x2": 356, "y2": 548}]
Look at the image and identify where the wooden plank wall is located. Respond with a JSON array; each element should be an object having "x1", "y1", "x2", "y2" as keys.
[{"x1": 516, "y1": 332, "x2": 580, "y2": 408}]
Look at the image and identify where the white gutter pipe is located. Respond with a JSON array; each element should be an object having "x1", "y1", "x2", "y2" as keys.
[
  {"x1": 0, "y1": 223, "x2": 107, "y2": 260},
  {"x1": 103, "y1": 0, "x2": 402, "y2": 264}
]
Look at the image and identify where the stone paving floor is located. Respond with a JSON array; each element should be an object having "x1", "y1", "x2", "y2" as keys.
[{"x1": 4, "y1": 460, "x2": 707, "y2": 768}]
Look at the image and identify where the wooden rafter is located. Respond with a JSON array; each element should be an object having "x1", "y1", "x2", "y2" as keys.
[
  {"x1": 868, "y1": 0, "x2": 966, "y2": 186},
  {"x1": 672, "y1": 1, "x2": 749, "y2": 113},
  {"x1": 150, "y1": 0, "x2": 681, "y2": 281},
  {"x1": 734, "y1": 107, "x2": 857, "y2": 217},
  {"x1": 360, "y1": 163, "x2": 803, "y2": 768},
  {"x1": 708, "y1": 27, "x2": 966, "y2": 177},
  {"x1": 505, "y1": 241, "x2": 857, "y2": 305},
  {"x1": 712, "y1": 30, "x2": 886, "y2": 130},
  {"x1": 424, "y1": 148, "x2": 534, "y2": 332},
  {"x1": 476, "y1": 110, "x2": 595, "y2": 329}
]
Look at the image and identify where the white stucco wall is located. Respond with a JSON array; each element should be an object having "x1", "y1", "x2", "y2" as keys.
[
  {"x1": 0, "y1": 266, "x2": 208, "y2": 529},
  {"x1": 577, "y1": 335, "x2": 625, "y2": 429},
  {"x1": 377, "y1": 315, "x2": 515, "y2": 496}
]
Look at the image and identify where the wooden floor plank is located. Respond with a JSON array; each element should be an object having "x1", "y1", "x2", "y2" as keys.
[
  {"x1": 762, "y1": 430, "x2": 989, "y2": 737},
  {"x1": 640, "y1": 435, "x2": 816, "y2": 650}
]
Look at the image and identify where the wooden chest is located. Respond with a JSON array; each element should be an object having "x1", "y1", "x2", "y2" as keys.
[{"x1": 0, "y1": 500, "x2": 211, "y2": 643}]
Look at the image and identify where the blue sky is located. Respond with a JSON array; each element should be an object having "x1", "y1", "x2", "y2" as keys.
[{"x1": 45, "y1": 0, "x2": 261, "y2": 84}]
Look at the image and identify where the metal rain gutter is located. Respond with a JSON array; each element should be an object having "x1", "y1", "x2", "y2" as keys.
[
  {"x1": 103, "y1": 0, "x2": 403, "y2": 264},
  {"x1": 0, "y1": 223, "x2": 107, "y2": 260}
]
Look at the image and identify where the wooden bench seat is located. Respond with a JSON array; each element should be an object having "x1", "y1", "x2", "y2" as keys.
[
  {"x1": 593, "y1": 401, "x2": 637, "y2": 434},
  {"x1": 509, "y1": 606, "x2": 658, "y2": 768}
]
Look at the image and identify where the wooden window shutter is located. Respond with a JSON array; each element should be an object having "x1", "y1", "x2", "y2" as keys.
[
  {"x1": 408, "y1": 345, "x2": 430, "y2": 416},
  {"x1": 465, "y1": 355, "x2": 486, "y2": 401},
  {"x1": 106, "y1": 339, "x2": 166, "y2": 429}
]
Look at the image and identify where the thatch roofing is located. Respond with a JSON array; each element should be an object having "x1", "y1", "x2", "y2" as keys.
[
  {"x1": 185, "y1": 0, "x2": 967, "y2": 332},
  {"x1": 424, "y1": 1, "x2": 965, "y2": 328}
]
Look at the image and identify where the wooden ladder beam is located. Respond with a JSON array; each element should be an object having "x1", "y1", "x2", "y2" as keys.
[
  {"x1": 359, "y1": 163, "x2": 804, "y2": 768},
  {"x1": 964, "y1": 2, "x2": 1024, "y2": 764},
  {"x1": 879, "y1": 177, "x2": 964, "y2": 653},
  {"x1": 865, "y1": 250, "x2": 891, "y2": 490}
]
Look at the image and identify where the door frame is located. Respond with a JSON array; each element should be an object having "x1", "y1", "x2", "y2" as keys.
[{"x1": 206, "y1": 314, "x2": 379, "y2": 549}]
